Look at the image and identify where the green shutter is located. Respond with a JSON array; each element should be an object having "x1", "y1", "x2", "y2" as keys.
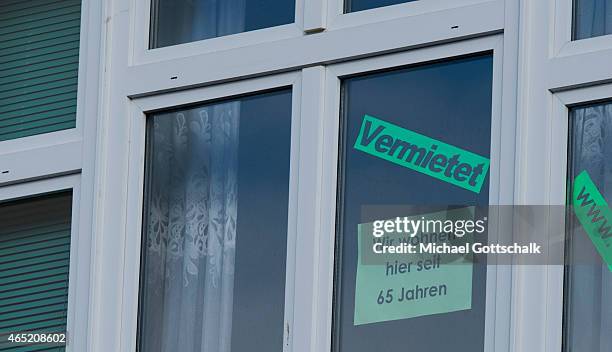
[
  {"x1": 0, "y1": 0, "x2": 81, "y2": 142},
  {"x1": 0, "y1": 193, "x2": 72, "y2": 351}
]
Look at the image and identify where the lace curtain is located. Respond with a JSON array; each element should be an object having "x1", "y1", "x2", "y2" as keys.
[
  {"x1": 574, "y1": 0, "x2": 612, "y2": 39},
  {"x1": 566, "y1": 103, "x2": 612, "y2": 352},
  {"x1": 140, "y1": 102, "x2": 240, "y2": 352}
]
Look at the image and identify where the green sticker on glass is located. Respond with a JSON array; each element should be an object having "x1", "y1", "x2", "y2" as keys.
[
  {"x1": 354, "y1": 208, "x2": 474, "y2": 326},
  {"x1": 353, "y1": 115, "x2": 490, "y2": 193},
  {"x1": 572, "y1": 170, "x2": 612, "y2": 271}
]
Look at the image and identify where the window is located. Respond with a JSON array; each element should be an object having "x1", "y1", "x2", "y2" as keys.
[
  {"x1": 149, "y1": 0, "x2": 296, "y2": 48},
  {"x1": 333, "y1": 54, "x2": 493, "y2": 352},
  {"x1": 573, "y1": 0, "x2": 612, "y2": 40},
  {"x1": 0, "y1": 0, "x2": 81, "y2": 141},
  {"x1": 0, "y1": 192, "x2": 72, "y2": 348},
  {"x1": 137, "y1": 89, "x2": 292, "y2": 352},
  {"x1": 564, "y1": 101, "x2": 612, "y2": 352},
  {"x1": 345, "y1": 0, "x2": 417, "y2": 13}
]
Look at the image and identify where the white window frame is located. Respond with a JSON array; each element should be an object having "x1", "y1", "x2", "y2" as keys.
[
  {"x1": 93, "y1": 0, "x2": 521, "y2": 350},
  {"x1": 129, "y1": 0, "x2": 505, "y2": 66},
  {"x1": 121, "y1": 0, "x2": 504, "y2": 97},
  {"x1": 542, "y1": 0, "x2": 612, "y2": 91},
  {"x1": 100, "y1": 35, "x2": 521, "y2": 352},
  {"x1": 0, "y1": 0, "x2": 102, "y2": 348},
  {"x1": 0, "y1": 174, "x2": 91, "y2": 352},
  {"x1": 132, "y1": 0, "x2": 306, "y2": 65},
  {"x1": 117, "y1": 72, "x2": 304, "y2": 352},
  {"x1": 327, "y1": 0, "x2": 501, "y2": 31},
  {"x1": 300, "y1": 34, "x2": 515, "y2": 352},
  {"x1": 553, "y1": 83, "x2": 612, "y2": 351},
  {"x1": 514, "y1": 1, "x2": 612, "y2": 351},
  {"x1": 553, "y1": 0, "x2": 612, "y2": 57},
  {"x1": 515, "y1": 83, "x2": 612, "y2": 352},
  {"x1": 0, "y1": 0, "x2": 102, "y2": 186}
]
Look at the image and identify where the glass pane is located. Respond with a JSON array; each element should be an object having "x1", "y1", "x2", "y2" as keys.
[
  {"x1": 333, "y1": 54, "x2": 493, "y2": 352},
  {"x1": 564, "y1": 102, "x2": 612, "y2": 352},
  {"x1": 0, "y1": 192, "x2": 72, "y2": 351},
  {"x1": 150, "y1": 0, "x2": 296, "y2": 48},
  {"x1": 573, "y1": 0, "x2": 612, "y2": 40},
  {"x1": 138, "y1": 89, "x2": 292, "y2": 352},
  {"x1": 0, "y1": 0, "x2": 80, "y2": 141},
  {"x1": 346, "y1": 0, "x2": 417, "y2": 13}
]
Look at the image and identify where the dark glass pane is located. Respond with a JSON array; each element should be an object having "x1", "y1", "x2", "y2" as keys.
[
  {"x1": 138, "y1": 89, "x2": 292, "y2": 352},
  {"x1": 346, "y1": 0, "x2": 417, "y2": 13},
  {"x1": 573, "y1": 0, "x2": 612, "y2": 40},
  {"x1": 151, "y1": 0, "x2": 295, "y2": 48},
  {"x1": 0, "y1": 192, "x2": 72, "y2": 352},
  {"x1": 334, "y1": 54, "x2": 493, "y2": 352},
  {"x1": 0, "y1": 0, "x2": 80, "y2": 141},
  {"x1": 564, "y1": 102, "x2": 612, "y2": 352}
]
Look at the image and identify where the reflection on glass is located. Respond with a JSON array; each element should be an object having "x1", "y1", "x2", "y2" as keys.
[
  {"x1": 138, "y1": 89, "x2": 292, "y2": 352},
  {"x1": 346, "y1": 0, "x2": 417, "y2": 13},
  {"x1": 573, "y1": 0, "x2": 612, "y2": 40},
  {"x1": 564, "y1": 102, "x2": 612, "y2": 352},
  {"x1": 150, "y1": 0, "x2": 295, "y2": 48},
  {"x1": 333, "y1": 54, "x2": 493, "y2": 352}
]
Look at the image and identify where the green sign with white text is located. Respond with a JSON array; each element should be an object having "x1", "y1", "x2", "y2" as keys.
[
  {"x1": 354, "y1": 115, "x2": 490, "y2": 193},
  {"x1": 572, "y1": 171, "x2": 612, "y2": 271}
]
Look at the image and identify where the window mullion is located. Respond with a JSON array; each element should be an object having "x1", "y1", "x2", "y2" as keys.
[{"x1": 292, "y1": 66, "x2": 327, "y2": 352}]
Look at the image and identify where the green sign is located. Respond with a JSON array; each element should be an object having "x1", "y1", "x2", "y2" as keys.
[
  {"x1": 572, "y1": 171, "x2": 612, "y2": 271},
  {"x1": 354, "y1": 115, "x2": 490, "y2": 193},
  {"x1": 354, "y1": 208, "x2": 474, "y2": 326}
]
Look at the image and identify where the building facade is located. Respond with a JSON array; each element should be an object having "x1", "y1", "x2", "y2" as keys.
[{"x1": 1, "y1": 0, "x2": 611, "y2": 351}]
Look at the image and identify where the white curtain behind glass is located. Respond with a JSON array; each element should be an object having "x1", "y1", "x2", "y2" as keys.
[
  {"x1": 574, "y1": 0, "x2": 612, "y2": 39},
  {"x1": 140, "y1": 102, "x2": 240, "y2": 352},
  {"x1": 566, "y1": 103, "x2": 612, "y2": 352},
  {"x1": 192, "y1": 0, "x2": 246, "y2": 41},
  {"x1": 158, "y1": 0, "x2": 246, "y2": 46}
]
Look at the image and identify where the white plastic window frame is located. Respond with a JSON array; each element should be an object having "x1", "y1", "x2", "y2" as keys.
[
  {"x1": 515, "y1": 83, "x2": 612, "y2": 352},
  {"x1": 0, "y1": 174, "x2": 91, "y2": 352},
  {"x1": 132, "y1": 0, "x2": 306, "y2": 64},
  {"x1": 510, "y1": 87, "x2": 568, "y2": 352},
  {"x1": 513, "y1": 1, "x2": 612, "y2": 350},
  {"x1": 326, "y1": 0, "x2": 502, "y2": 31},
  {"x1": 551, "y1": 85, "x2": 612, "y2": 352},
  {"x1": 546, "y1": 0, "x2": 612, "y2": 90},
  {"x1": 124, "y1": 0, "x2": 505, "y2": 92},
  {"x1": 0, "y1": 0, "x2": 102, "y2": 186},
  {"x1": 119, "y1": 72, "x2": 304, "y2": 352},
  {"x1": 95, "y1": 0, "x2": 517, "y2": 350},
  {"x1": 117, "y1": 34, "x2": 518, "y2": 352},
  {"x1": 291, "y1": 34, "x2": 516, "y2": 352},
  {"x1": 553, "y1": 0, "x2": 612, "y2": 57}
]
